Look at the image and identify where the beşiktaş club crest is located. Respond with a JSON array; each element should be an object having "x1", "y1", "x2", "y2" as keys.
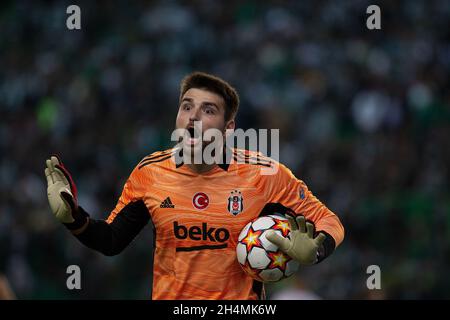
[{"x1": 228, "y1": 190, "x2": 243, "y2": 216}]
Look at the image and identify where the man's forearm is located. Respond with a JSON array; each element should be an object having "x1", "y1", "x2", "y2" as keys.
[
  {"x1": 73, "y1": 201, "x2": 150, "y2": 256},
  {"x1": 71, "y1": 218, "x2": 90, "y2": 235}
]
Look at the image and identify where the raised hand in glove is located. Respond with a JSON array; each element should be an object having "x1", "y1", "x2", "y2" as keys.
[{"x1": 45, "y1": 155, "x2": 87, "y2": 230}]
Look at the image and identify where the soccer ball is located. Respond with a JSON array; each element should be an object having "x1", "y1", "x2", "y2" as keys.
[{"x1": 236, "y1": 215, "x2": 299, "y2": 282}]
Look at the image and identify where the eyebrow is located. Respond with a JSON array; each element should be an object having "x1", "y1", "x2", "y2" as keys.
[
  {"x1": 181, "y1": 97, "x2": 193, "y2": 103},
  {"x1": 181, "y1": 97, "x2": 220, "y2": 110}
]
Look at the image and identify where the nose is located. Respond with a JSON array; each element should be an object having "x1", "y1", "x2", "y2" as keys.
[{"x1": 189, "y1": 105, "x2": 201, "y2": 123}]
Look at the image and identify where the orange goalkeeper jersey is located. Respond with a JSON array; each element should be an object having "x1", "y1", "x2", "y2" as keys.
[{"x1": 106, "y1": 148, "x2": 344, "y2": 300}]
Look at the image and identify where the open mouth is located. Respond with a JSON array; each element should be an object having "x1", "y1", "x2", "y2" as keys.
[
  {"x1": 186, "y1": 126, "x2": 200, "y2": 146},
  {"x1": 188, "y1": 127, "x2": 195, "y2": 138}
]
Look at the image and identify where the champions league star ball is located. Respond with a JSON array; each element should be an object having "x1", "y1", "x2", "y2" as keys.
[{"x1": 236, "y1": 215, "x2": 299, "y2": 282}]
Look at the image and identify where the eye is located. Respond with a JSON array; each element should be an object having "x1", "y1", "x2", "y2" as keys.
[
  {"x1": 203, "y1": 106, "x2": 216, "y2": 115},
  {"x1": 181, "y1": 103, "x2": 192, "y2": 111}
]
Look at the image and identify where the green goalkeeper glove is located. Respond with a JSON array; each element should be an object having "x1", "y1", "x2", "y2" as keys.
[
  {"x1": 45, "y1": 155, "x2": 88, "y2": 230},
  {"x1": 266, "y1": 215, "x2": 326, "y2": 265}
]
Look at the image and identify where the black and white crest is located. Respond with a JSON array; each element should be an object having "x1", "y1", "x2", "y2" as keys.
[{"x1": 227, "y1": 190, "x2": 243, "y2": 216}]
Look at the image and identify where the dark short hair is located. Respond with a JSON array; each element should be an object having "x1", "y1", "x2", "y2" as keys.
[{"x1": 179, "y1": 72, "x2": 239, "y2": 122}]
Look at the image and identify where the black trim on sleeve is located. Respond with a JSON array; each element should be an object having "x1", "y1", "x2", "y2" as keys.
[
  {"x1": 74, "y1": 201, "x2": 150, "y2": 256},
  {"x1": 63, "y1": 205, "x2": 89, "y2": 230},
  {"x1": 315, "y1": 230, "x2": 336, "y2": 264}
]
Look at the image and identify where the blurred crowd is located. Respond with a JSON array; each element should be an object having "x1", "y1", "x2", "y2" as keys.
[{"x1": 1, "y1": 0, "x2": 449, "y2": 299}]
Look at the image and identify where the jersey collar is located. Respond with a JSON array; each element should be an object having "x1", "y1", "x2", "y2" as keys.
[{"x1": 174, "y1": 147, "x2": 231, "y2": 171}]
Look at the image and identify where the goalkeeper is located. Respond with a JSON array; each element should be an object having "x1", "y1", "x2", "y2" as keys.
[{"x1": 45, "y1": 72, "x2": 344, "y2": 299}]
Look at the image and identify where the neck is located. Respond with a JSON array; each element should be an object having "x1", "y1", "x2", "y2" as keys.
[{"x1": 185, "y1": 162, "x2": 217, "y2": 174}]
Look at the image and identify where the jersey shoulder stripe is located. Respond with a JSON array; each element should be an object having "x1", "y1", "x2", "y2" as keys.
[
  {"x1": 138, "y1": 148, "x2": 177, "y2": 169},
  {"x1": 140, "y1": 148, "x2": 175, "y2": 163},
  {"x1": 232, "y1": 148, "x2": 274, "y2": 167}
]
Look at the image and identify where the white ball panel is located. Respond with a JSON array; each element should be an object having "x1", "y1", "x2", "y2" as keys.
[
  {"x1": 247, "y1": 247, "x2": 271, "y2": 269},
  {"x1": 285, "y1": 259, "x2": 300, "y2": 277},
  {"x1": 259, "y1": 268, "x2": 284, "y2": 282},
  {"x1": 238, "y1": 222, "x2": 252, "y2": 241},
  {"x1": 252, "y1": 216, "x2": 275, "y2": 231},
  {"x1": 236, "y1": 243, "x2": 248, "y2": 265}
]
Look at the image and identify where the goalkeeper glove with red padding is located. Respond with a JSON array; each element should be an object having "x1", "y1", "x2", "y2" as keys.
[
  {"x1": 45, "y1": 155, "x2": 88, "y2": 230},
  {"x1": 266, "y1": 215, "x2": 326, "y2": 265}
]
